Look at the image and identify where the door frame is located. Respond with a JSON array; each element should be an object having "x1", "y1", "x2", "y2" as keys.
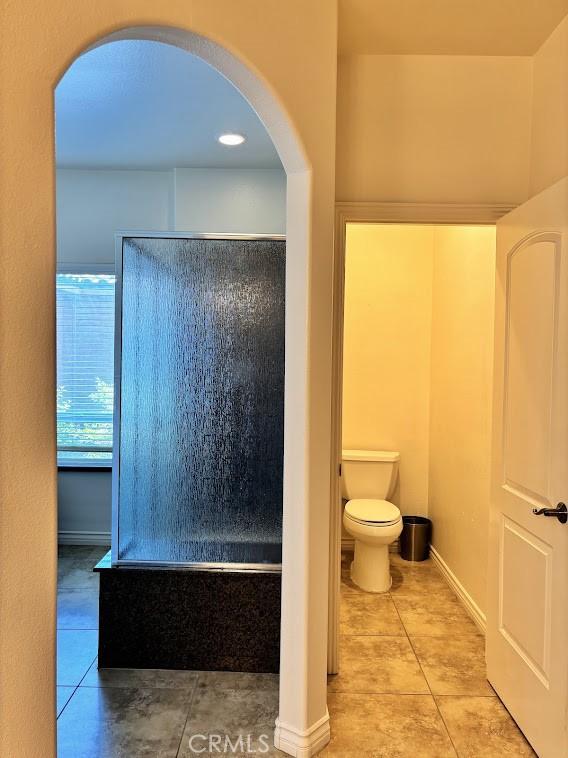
[{"x1": 327, "y1": 200, "x2": 516, "y2": 674}]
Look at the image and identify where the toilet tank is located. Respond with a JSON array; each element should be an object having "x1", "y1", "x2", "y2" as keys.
[{"x1": 341, "y1": 450, "x2": 400, "y2": 501}]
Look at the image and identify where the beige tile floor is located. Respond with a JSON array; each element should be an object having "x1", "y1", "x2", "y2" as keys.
[
  {"x1": 58, "y1": 547, "x2": 537, "y2": 756},
  {"x1": 323, "y1": 551, "x2": 537, "y2": 757},
  {"x1": 57, "y1": 546, "x2": 283, "y2": 757}
]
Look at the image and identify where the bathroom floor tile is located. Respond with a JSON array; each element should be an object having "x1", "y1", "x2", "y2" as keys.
[
  {"x1": 340, "y1": 551, "x2": 360, "y2": 594},
  {"x1": 411, "y1": 635, "x2": 494, "y2": 696},
  {"x1": 390, "y1": 553, "x2": 436, "y2": 570},
  {"x1": 322, "y1": 693, "x2": 457, "y2": 757},
  {"x1": 195, "y1": 671, "x2": 279, "y2": 691},
  {"x1": 58, "y1": 554, "x2": 77, "y2": 583},
  {"x1": 392, "y1": 593, "x2": 481, "y2": 637},
  {"x1": 57, "y1": 684, "x2": 191, "y2": 758},
  {"x1": 57, "y1": 629, "x2": 98, "y2": 686},
  {"x1": 57, "y1": 686, "x2": 76, "y2": 717},
  {"x1": 390, "y1": 563, "x2": 454, "y2": 598},
  {"x1": 328, "y1": 635, "x2": 429, "y2": 695},
  {"x1": 59, "y1": 545, "x2": 98, "y2": 560},
  {"x1": 180, "y1": 729, "x2": 284, "y2": 757},
  {"x1": 57, "y1": 589, "x2": 99, "y2": 630},
  {"x1": 340, "y1": 592, "x2": 405, "y2": 635},
  {"x1": 340, "y1": 573, "x2": 360, "y2": 594},
  {"x1": 81, "y1": 662, "x2": 199, "y2": 691},
  {"x1": 335, "y1": 550, "x2": 533, "y2": 755},
  {"x1": 179, "y1": 729, "x2": 284, "y2": 757},
  {"x1": 58, "y1": 561, "x2": 100, "y2": 590},
  {"x1": 436, "y1": 695, "x2": 537, "y2": 757},
  {"x1": 185, "y1": 681, "x2": 279, "y2": 730},
  {"x1": 178, "y1": 684, "x2": 281, "y2": 758},
  {"x1": 58, "y1": 545, "x2": 106, "y2": 589}
]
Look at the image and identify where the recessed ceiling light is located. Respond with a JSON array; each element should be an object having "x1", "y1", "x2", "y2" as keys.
[{"x1": 218, "y1": 133, "x2": 246, "y2": 146}]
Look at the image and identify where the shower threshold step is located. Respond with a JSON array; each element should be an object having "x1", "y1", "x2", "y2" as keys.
[{"x1": 94, "y1": 551, "x2": 280, "y2": 673}]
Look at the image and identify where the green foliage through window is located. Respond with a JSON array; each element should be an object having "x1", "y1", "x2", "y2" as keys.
[{"x1": 56, "y1": 273, "x2": 115, "y2": 464}]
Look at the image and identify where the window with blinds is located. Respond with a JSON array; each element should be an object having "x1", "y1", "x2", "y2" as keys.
[{"x1": 56, "y1": 272, "x2": 116, "y2": 466}]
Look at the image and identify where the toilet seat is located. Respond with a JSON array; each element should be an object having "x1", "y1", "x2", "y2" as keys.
[{"x1": 345, "y1": 498, "x2": 401, "y2": 526}]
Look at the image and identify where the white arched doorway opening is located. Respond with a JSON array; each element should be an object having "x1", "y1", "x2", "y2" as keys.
[{"x1": 52, "y1": 24, "x2": 330, "y2": 758}]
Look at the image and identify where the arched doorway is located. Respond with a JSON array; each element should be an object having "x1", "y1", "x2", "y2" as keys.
[
  {"x1": 54, "y1": 24, "x2": 326, "y2": 758},
  {"x1": 1, "y1": 13, "x2": 334, "y2": 758}
]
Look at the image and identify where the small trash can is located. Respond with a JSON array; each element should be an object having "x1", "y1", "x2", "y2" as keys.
[{"x1": 400, "y1": 516, "x2": 431, "y2": 562}]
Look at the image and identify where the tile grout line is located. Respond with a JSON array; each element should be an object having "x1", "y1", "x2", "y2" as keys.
[
  {"x1": 57, "y1": 546, "x2": 100, "y2": 724},
  {"x1": 329, "y1": 687, "x2": 443, "y2": 696},
  {"x1": 389, "y1": 582, "x2": 439, "y2": 698},
  {"x1": 76, "y1": 655, "x2": 98, "y2": 688},
  {"x1": 404, "y1": 632, "x2": 461, "y2": 756},
  {"x1": 342, "y1": 554, "x2": 461, "y2": 755},
  {"x1": 387, "y1": 582, "x2": 410, "y2": 642},
  {"x1": 58, "y1": 629, "x2": 99, "y2": 632},
  {"x1": 57, "y1": 654, "x2": 98, "y2": 721},
  {"x1": 430, "y1": 695, "x2": 462, "y2": 758},
  {"x1": 392, "y1": 560, "x2": 461, "y2": 758},
  {"x1": 394, "y1": 571, "x2": 461, "y2": 758},
  {"x1": 174, "y1": 672, "x2": 201, "y2": 758},
  {"x1": 340, "y1": 555, "x2": 527, "y2": 756},
  {"x1": 56, "y1": 683, "x2": 79, "y2": 721}
]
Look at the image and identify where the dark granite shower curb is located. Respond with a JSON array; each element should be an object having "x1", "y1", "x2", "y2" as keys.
[{"x1": 95, "y1": 552, "x2": 281, "y2": 672}]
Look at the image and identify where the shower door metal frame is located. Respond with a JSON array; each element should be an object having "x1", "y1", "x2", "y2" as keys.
[{"x1": 111, "y1": 231, "x2": 285, "y2": 572}]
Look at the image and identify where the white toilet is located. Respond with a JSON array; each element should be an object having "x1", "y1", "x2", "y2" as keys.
[{"x1": 341, "y1": 449, "x2": 402, "y2": 593}]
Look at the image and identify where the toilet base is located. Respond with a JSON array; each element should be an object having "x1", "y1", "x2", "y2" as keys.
[{"x1": 351, "y1": 541, "x2": 391, "y2": 593}]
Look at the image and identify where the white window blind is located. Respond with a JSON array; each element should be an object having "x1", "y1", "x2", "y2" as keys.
[{"x1": 56, "y1": 272, "x2": 115, "y2": 466}]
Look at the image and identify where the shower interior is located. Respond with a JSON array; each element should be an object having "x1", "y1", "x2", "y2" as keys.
[{"x1": 96, "y1": 233, "x2": 285, "y2": 672}]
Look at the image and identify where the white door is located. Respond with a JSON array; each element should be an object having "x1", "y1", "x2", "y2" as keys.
[{"x1": 487, "y1": 177, "x2": 568, "y2": 757}]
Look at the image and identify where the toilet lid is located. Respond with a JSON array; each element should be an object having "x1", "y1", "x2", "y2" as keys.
[{"x1": 345, "y1": 499, "x2": 401, "y2": 525}]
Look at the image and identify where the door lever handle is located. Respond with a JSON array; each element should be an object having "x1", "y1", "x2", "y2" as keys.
[{"x1": 532, "y1": 502, "x2": 567, "y2": 524}]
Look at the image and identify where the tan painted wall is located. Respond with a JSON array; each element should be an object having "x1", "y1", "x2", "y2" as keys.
[
  {"x1": 529, "y1": 14, "x2": 568, "y2": 196},
  {"x1": 342, "y1": 224, "x2": 496, "y2": 614},
  {"x1": 0, "y1": 3, "x2": 337, "y2": 755},
  {"x1": 429, "y1": 226, "x2": 496, "y2": 614},
  {"x1": 342, "y1": 223, "x2": 434, "y2": 515},
  {"x1": 336, "y1": 54, "x2": 533, "y2": 204}
]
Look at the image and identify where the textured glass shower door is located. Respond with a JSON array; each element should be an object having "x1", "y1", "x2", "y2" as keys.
[{"x1": 112, "y1": 234, "x2": 285, "y2": 567}]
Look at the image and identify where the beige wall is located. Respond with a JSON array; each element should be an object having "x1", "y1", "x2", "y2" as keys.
[
  {"x1": 336, "y1": 54, "x2": 533, "y2": 204},
  {"x1": 429, "y1": 226, "x2": 496, "y2": 615},
  {"x1": 529, "y1": 15, "x2": 568, "y2": 196},
  {"x1": 342, "y1": 223, "x2": 434, "y2": 515},
  {"x1": 336, "y1": 14, "x2": 568, "y2": 206},
  {"x1": 343, "y1": 224, "x2": 495, "y2": 613},
  {"x1": 0, "y1": 3, "x2": 337, "y2": 755}
]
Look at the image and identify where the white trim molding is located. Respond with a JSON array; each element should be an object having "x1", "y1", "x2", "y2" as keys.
[
  {"x1": 57, "y1": 262, "x2": 115, "y2": 275},
  {"x1": 335, "y1": 200, "x2": 517, "y2": 227},
  {"x1": 274, "y1": 711, "x2": 330, "y2": 757},
  {"x1": 58, "y1": 530, "x2": 111, "y2": 546},
  {"x1": 430, "y1": 545, "x2": 487, "y2": 634},
  {"x1": 328, "y1": 200, "x2": 507, "y2": 674}
]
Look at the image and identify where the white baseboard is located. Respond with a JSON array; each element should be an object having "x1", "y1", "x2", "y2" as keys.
[
  {"x1": 58, "y1": 530, "x2": 111, "y2": 546},
  {"x1": 429, "y1": 545, "x2": 486, "y2": 634},
  {"x1": 274, "y1": 711, "x2": 330, "y2": 757}
]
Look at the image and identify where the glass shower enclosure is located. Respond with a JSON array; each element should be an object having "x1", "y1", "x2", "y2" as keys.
[{"x1": 111, "y1": 233, "x2": 285, "y2": 569}]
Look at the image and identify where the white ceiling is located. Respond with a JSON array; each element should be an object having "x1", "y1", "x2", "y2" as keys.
[
  {"x1": 55, "y1": 40, "x2": 282, "y2": 170},
  {"x1": 56, "y1": 5, "x2": 568, "y2": 170},
  {"x1": 339, "y1": 0, "x2": 568, "y2": 56}
]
